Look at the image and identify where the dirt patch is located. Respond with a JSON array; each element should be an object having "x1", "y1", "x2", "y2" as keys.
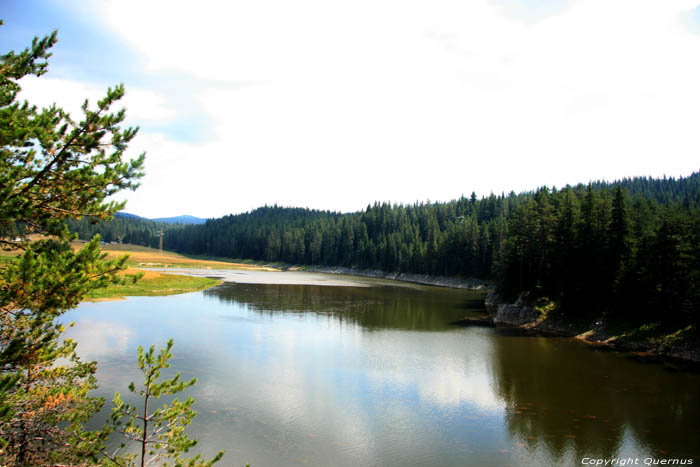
[
  {"x1": 83, "y1": 296, "x2": 127, "y2": 303},
  {"x1": 119, "y1": 268, "x2": 164, "y2": 280},
  {"x1": 103, "y1": 250, "x2": 278, "y2": 271}
]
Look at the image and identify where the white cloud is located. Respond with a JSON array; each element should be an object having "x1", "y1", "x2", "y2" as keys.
[
  {"x1": 64, "y1": 318, "x2": 133, "y2": 360},
  {"x1": 489, "y1": 0, "x2": 577, "y2": 23},
  {"x1": 35, "y1": 0, "x2": 700, "y2": 216},
  {"x1": 363, "y1": 333, "x2": 504, "y2": 410},
  {"x1": 19, "y1": 76, "x2": 176, "y2": 125}
]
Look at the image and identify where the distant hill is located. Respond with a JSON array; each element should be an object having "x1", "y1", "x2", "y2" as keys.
[
  {"x1": 114, "y1": 213, "x2": 206, "y2": 225},
  {"x1": 151, "y1": 215, "x2": 206, "y2": 225},
  {"x1": 115, "y1": 212, "x2": 147, "y2": 220}
]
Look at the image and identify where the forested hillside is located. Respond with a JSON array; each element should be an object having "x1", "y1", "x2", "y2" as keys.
[
  {"x1": 70, "y1": 172, "x2": 700, "y2": 327},
  {"x1": 165, "y1": 199, "x2": 506, "y2": 277}
]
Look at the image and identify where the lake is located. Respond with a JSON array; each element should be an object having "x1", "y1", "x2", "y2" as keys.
[{"x1": 64, "y1": 272, "x2": 700, "y2": 466}]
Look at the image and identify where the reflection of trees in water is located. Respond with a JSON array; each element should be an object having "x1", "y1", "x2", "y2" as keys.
[
  {"x1": 204, "y1": 282, "x2": 486, "y2": 331},
  {"x1": 490, "y1": 335, "x2": 700, "y2": 461}
]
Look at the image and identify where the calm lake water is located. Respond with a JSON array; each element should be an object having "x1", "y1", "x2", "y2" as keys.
[{"x1": 63, "y1": 273, "x2": 700, "y2": 467}]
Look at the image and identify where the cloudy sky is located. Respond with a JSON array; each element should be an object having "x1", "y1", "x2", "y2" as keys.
[{"x1": 2, "y1": 0, "x2": 700, "y2": 218}]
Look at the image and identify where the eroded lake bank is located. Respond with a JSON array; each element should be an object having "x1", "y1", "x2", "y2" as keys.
[{"x1": 485, "y1": 291, "x2": 700, "y2": 366}]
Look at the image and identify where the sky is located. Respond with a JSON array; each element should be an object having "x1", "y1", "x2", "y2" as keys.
[{"x1": 2, "y1": 0, "x2": 700, "y2": 219}]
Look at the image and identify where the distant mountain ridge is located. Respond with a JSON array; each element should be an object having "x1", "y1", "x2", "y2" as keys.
[
  {"x1": 114, "y1": 212, "x2": 146, "y2": 220},
  {"x1": 116, "y1": 213, "x2": 206, "y2": 225},
  {"x1": 151, "y1": 215, "x2": 207, "y2": 225}
]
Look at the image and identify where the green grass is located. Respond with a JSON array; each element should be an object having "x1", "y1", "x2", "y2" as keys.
[
  {"x1": 0, "y1": 255, "x2": 15, "y2": 264},
  {"x1": 3, "y1": 246, "x2": 224, "y2": 301},
  {"x1": 86, "y1": 272, "x2": 222, "y2": 301}
]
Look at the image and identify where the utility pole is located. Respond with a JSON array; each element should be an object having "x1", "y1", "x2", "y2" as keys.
[{"x1": 159, "y1": 229, "x2": 163, "y2": 254}]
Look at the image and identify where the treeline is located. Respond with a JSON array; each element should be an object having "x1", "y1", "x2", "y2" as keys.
[
  {"x1": 73, "y1": 172, "x2": 700, "y2": 327},
  {"x1": 165, "y1": 199, "x2": 508, "y2": 277}
]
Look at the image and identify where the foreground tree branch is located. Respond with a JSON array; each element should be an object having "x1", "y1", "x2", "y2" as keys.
[{"x1": 0, "y1": 19, "x2": 144, "y2": 465}]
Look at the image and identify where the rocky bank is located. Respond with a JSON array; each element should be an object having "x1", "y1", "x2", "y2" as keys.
[{"x1": 484, "y1": 290, "x2": 700, "y2": 366}]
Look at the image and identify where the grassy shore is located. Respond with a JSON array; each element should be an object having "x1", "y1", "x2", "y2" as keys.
[
  {"x1": 1, "y1": 240, "x2": 271, "y2": 301},
  {"x1": 83, "y1": 243, "x2": 272, "y2": 300},
  {"x1": 85, "y1": 268, "x2": 222, "y2": 301}
]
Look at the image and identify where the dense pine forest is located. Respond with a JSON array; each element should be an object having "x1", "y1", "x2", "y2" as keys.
[{"x1": 69, "y1": 172, "x2": 700, "y2": 328}]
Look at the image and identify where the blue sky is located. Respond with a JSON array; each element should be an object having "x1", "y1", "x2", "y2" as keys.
[
  {"x1": 1, "y1": 2, "x2": 140, "y2": 87},
  {"x1": 0, "y1": 1, "x2": 213, "y2": 143},
  {"x1": 2, "y1": 0, "x2": 700, "y2": 218}
]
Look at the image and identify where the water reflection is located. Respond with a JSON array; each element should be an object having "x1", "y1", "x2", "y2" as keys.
[
  {"x1": 205, "y1": 282, "x2": 487, "y2": 331},
  {"x1": 62, "y1": 278, "x2": 700, "y2": 466},
  {"x1": 490, "y1": 334, "x2": 700, "y2": 463}
]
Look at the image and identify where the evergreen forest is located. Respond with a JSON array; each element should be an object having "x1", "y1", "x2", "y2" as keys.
[{"x1": 70, "y1": 172, "x2": 700, "y2": 329}]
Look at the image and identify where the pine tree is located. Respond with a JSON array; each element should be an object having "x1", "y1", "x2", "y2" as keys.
[
  {"x1": 608, "y1": 186, "x2": 632, "y2": 302},
  {"x1": 1, "y1": 22, "x2": 144, "y2": 464},
  {"x1": 102, "y1": 340, "x2": 224, "y2": 467}
]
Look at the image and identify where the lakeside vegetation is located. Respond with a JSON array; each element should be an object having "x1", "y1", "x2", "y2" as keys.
[
  {"x1": 72, "y1": 173, "x2": 700, "y2": 335},
  {"x1": 84, "y1": 268, "x2": 222, "y2": 301},
  {"x1": 80, "y1": 243, "x2": 270, "y2": 300},
  {"x1": 1, "y1": 242, "x2": 271, "y2": 302}
]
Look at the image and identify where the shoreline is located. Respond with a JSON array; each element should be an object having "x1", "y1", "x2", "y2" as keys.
[
  {"x1": 484, "y1": 291, "x2": 700, "y2": 367},
  {"x1": 301, "y1": 265, "x2": 492, "y2": 290},
  {"x1": 86, "y1": 259, "x2": 700, "y2": 367},
  {"x1": 83, "y1": 268, "x2": 223, "y2": 302},
  {"x1": 141, "y1": 266, "x2": 474, "y2": 289}
]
